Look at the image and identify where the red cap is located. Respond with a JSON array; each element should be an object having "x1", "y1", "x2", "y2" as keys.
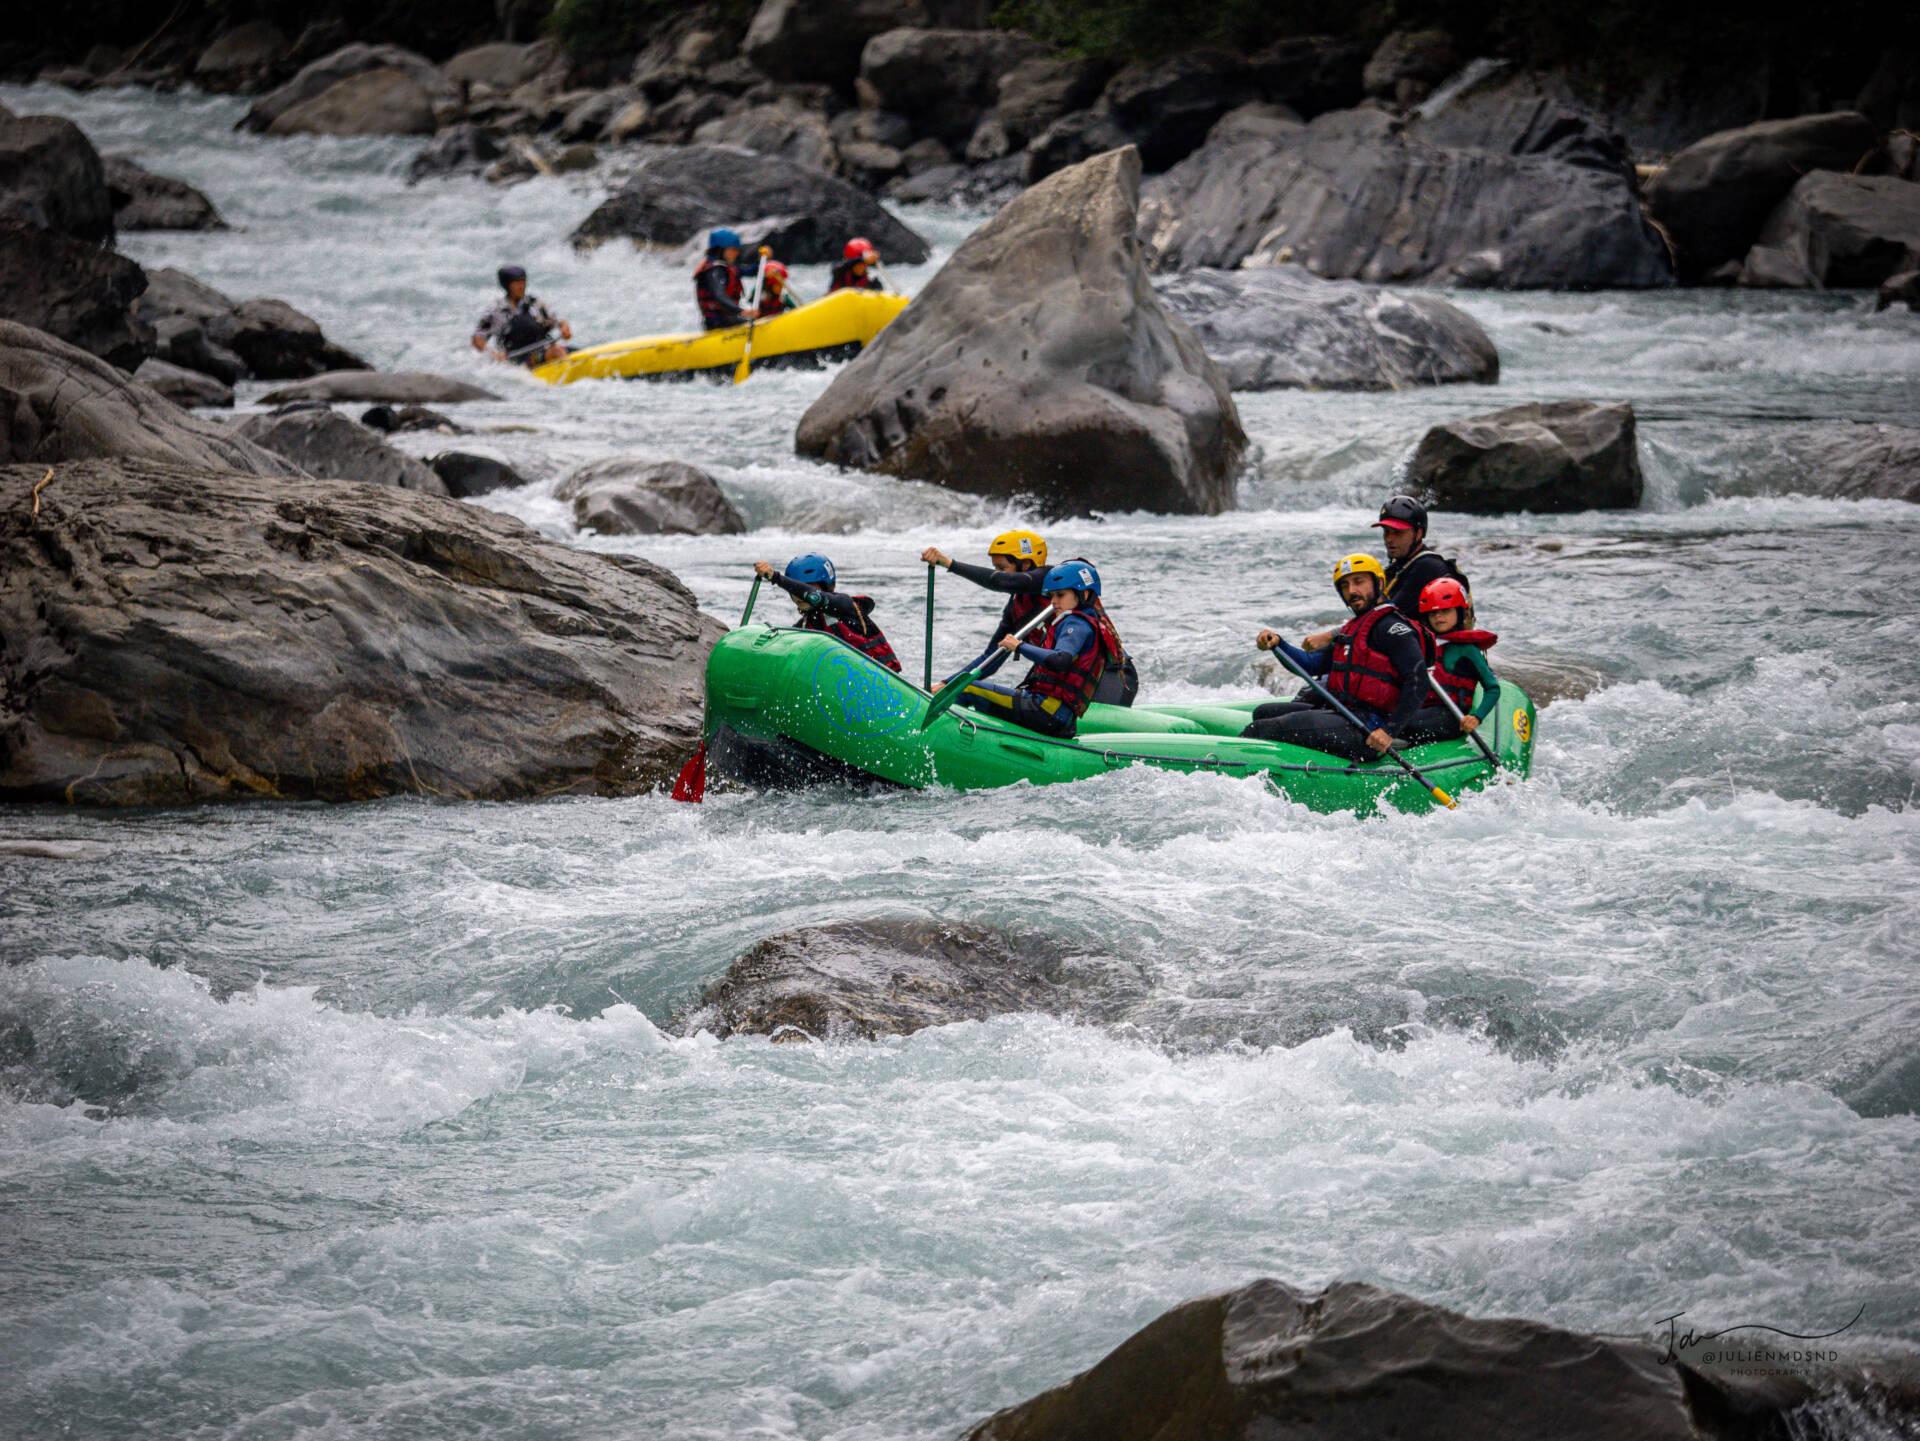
[{"x1": 1372, "y1": 517, "x2": 1414, "y2": 531}]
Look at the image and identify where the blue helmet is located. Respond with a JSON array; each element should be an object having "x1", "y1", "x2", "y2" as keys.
[
  {"x1": 1042, "y1": 560, "x2": 1099, "y2": 595},
  {"x1": 785, "y1": 553, "x2": 835, "y2": 588},
  {"x1": 709, "y1": 227, "x2": 742, "y2": 252}
]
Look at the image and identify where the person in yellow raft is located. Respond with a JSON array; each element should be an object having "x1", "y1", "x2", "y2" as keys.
[{"x1": 921, "y1": 530, "x2": 1140, "y2": 705}]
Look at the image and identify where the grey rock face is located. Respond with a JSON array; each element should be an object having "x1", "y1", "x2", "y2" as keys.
[
  {"x1": 1102, "y1": 48, "x2": 1256, "y2": 171},
  {"x1": 994, "y1": 56, "x2": 1114, "y2": 148},
  {"x1": 1363, "y1": 27, "x2": 1458, "y2": 105},
  {"x1": 243, "y1": 44, "x2": 459, "y2": 133},
  {"x1": 571, "y1": 144, "x2": 930, "y2": 263},
  {"x1": 258, "y1": 372, "x2": 499, "y2": 405},
  {"x1": 557, "y1": 457, "x2": 746, "y2": 535},
  {"x1": 443, "y1": 42, "x2": 552, "y2": 93},
  {"x1": 1139, "y1": 105, "x2": 1671, "y2": 289},
  {"x1": 236, "y1": 406, "x2": 449, "y2": 494},
  {"x1": 0, "y1": 320, "x2": 287, "y2": 472},
  {"x1": 1773, "y1": 423, "x2": 1920, "y2": 502},
  {"x1": 268, "y1": 68, "x2": 441, "y2": 137},
  {"x1": 1740, "y1": 171, "x2": 1920, "y2": 289},
  {"x1": 1645, "y1": 111, "x2": 1880, "y2": 280},
  {"x1": 858, "y1": 27, "x2": 1047, "y2": 150},
  {"x1": 742, "y1": 0, "x2": 993, "y2": 91},
  {"x1": 1245, "y1": 35, "x2": 1368, "y2": 118},
  {"x1": 0, "y1": 459, "x2": 724, "y2": 804},
  {"x1": 1406, "y1": 66, "x2": 1628, "y2": 172},
  {"x1": 0, "y1": 219, "x2": 152, "y2": 370},
  {"x1": 796, "y1": 146, "x2": 1245, "y2": 517},
  {"x1": 693, "y1": 102, "x2": 840, "y2": 175},
  {"x1": 135, "y1": 268, "x2": 370, "y2": 381},
  {"x1": 1154, "y1": 267, "x2": 1498, "y2": 392},
  {"x1": 0, "y1": 113, "x2": 114, "y2": 242},
  {"x1": 1023, "y1": 109, "x2": 1132, "y2": 185},
  {"x1": 1407, "y1": 400, "x2": 1643, "y2": 513},
  {"x1": 102, "y1": 154, "x2": 226, "y2": 231},
  {"x1": 193, "y1": 21, "x2": 291, "y2": 93},
  {"x1": 132, "y1": 356, "x2": 234, "y2": 408}
]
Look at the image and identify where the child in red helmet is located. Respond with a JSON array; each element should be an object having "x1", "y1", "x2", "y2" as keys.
[
  {"x1": 756, "y1": 260, "x2": 799, "y2": 317},
  {"x1": 1420, "y1": 577, "x2": 1500, "y2": 736},
  {"x1": 829, "y1": 238, "x2": 886, "y2": 292}
]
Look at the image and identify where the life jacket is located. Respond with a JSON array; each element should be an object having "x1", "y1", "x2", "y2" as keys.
[
  {"x1": 756, "y1": 289, "x2": 792, "y2": 318},
  {"x1": 829, "y1": 259, "x2": 879, "y2": 292},
  {"x1": 1001, "y1": 590, "x2": 1048, "y2": 636},
  {"x1": 500, "y1": 301, "x2": 553, "y2": 357},
  {"x1": 694, "y1": 257, "x2": 742, "y2": 327},
  {"x1": 1325, "y1": 604, "x2": 1433, "y2": 715},
  {"x1": 1430, "y1": 630, "x2": 1498, "y2": 711},
  {"x1": 801, "y1": 598, "x2": 900, "y2": 673},
  {"x1": 1021, "y1": 609, "x2": 1122, "y2": 718}
]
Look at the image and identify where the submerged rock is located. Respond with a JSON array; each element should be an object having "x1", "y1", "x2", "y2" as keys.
[
  {"x1": 258, "y1": 371, "x2": 499, "y2": 405},
  {"x1": 677, "y1": 918, "x2": 1112, "y2": 1041},
  {"x1": 430, "y1": 451, "x2": 527, "y2": 497},
  {"x1": 362, "y1": 404, "x2": 463, "y2": 434},
  {"x1": 1407, "y1": 400, "x2": 1643, "y2": 513},
  {"x1": 0, "y1": 219, "x2": 152, "y2": 370},
  {"x1": 796, "y1": 146, "x2": 1245, "y2": 517},
  {"x1": 236, "y1": 406, "x2": 449, "y2": 494},
  {"x1": 556, "y1": 456, "x2": 745, "y2": 535},
  {"x1": 1153, "y1": 266, "x2": 1498, "y2": 391},
  {"x1": 0, "y1": 459, "x2": 724, "y2": 804},
  {"x1": 102, "y1": 154, "x2": 225, "y2": 231}
]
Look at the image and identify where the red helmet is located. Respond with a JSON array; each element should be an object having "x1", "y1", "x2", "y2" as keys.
[
  {"x1": 763, "y1": 260, "x2": 788, "y2": 281},
  {"x1": 1418, "y1": 577, "x2": 1470, "y2": 613},
  {"x1": 843, "y1": 237, "x2": 876, "y2": 260}
]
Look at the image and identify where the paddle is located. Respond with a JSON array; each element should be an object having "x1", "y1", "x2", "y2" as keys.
[
  {"x1": 1423, "y1": 665, "x2": 1501, "y2": 771},
  {"x1": 733, "y1": 248, "x2": 771, "y2": 385},
  {"x1": 739, "y1": 574, "x2": 762, "y2": 627},
  {"x1": 504, "y1": 332, "x2": 560, "y2": 362},
  {"x1": 1265, "y1": 643, "x2": 1457, "y2": 810},
  {"x1": 919, "y1": 605, "x2": 1055, "y2": 731},
  {"x1": 923, "y1": 562, "x2": 936, "y2": 691}
]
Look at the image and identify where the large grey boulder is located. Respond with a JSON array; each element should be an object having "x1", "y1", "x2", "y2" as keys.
[
  {"x1": 1154, "y1": 267, "x2": 1498, "y2": 391},
  {"x1": 1407, "y1": 400, "x2": 1642, "y2": 513},
  {"x1": 136, "y1": 267, "x2": 370, "y2": 381},
  {"x1": 0, "y1": 459, "x2": 724, "y2": 805},
  {"x1": 0, "y1": 220, "x2": 152, "y2": 370},
  {"x1": 1405, "y1": 65, "x2": 1627, "y2": 172},
  {"x1": 556, "y1": 457, "x2": 746, "y2": 535},
  {"x1": 571, "y1": 144, "x2": 930, "y2": 264},
  {"x1": 1739, "y1": 172, "x2": 1920, "y2": 289},
  {"x1": 742, "y1": 0, "x2": 993, "y2": 91},
  {"x1": 0, "y1": 113, "x2": 113, "y2": 242},
  {"x1": 1139, "y1": 104, "x2": 1671, "y2": 289},
  {"x1": 993, "y1": 56, "x2": 1114, "y2": 149},
  {"x1": 242, "y1": 44, "x2": 459, "y2": 133},
  {"x1": 268, "y1": 68, "x2": 442, "y2": 137},
  {"x1": 1102, "y1": 49, "x2": 1256, "y2": 172},
  {"x1": 102, "y1": 154, "x2": 226, "y2": 231},
  {"x1": 193, "y1": 21, "x2": 291, "y2": 93},
  {"x1": 1362, "y1": 27, "x2": 1458, "y2": 106},
  {"x1": 1774, "y1": 423, "x2": 1920, "y2": 503},
  {"x1": 692, "y1": 103, "x2": 840, "y2": 176},
  {"x1": 960, "y1": 1277, "x2": 1856, "y2": 1441},
  {"x1": 236, "y1": 406, "x2": 449, "y2": 494},
  {"x1": 1025, "y1": 109, "x2": 1134, "y2": 185},
  {"x1": 0, "y1": 321, "x2": 287, "y2": 472},
  {"x1": 131, "y1": 357, "x2": 234, "y2": 408},
  {"x1": 796, "y1": 146, "x2": 1245, "y2": 517},
  {"x1": 858, "y1": 28, "x2": 1048, "y2": 149},
  {"x1": 1645, "y1": 111, "x2": 1880, "y2": 281},
  {"x1": 443, "y1": 42, "x2": 552, "y2": 94},
  {"x1": 258, "y1": 371, "x2": 498, "y2": 404}
]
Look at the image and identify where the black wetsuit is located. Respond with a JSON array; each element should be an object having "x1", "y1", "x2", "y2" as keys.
[
  {"x1": 943, "y1": 558, "x2": 1139, "y2": 706},
  {"x1": 1244, "y1": 608, "x2": 1453, "y2": 761},
  {"x1": 1384, "y1": 545, "x2": 1465, "y2": 616}
]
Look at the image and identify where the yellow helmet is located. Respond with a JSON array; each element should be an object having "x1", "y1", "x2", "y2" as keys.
[
  {"x1": 1331, "y1": 553, "x2": 1387, "y2": 586},
  {"x1": 988, "y1": 529, "x2": 1047, "y2": 566}
]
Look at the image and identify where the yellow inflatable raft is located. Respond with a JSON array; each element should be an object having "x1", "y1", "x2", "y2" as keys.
[{"x1": 531, "y1": 289, "x2": 909, "y2": 385}]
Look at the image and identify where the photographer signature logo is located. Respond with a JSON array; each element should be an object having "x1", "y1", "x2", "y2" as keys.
[{"x1": 1654, "y1": 1305, "x2": 1865, "y2": 1370}]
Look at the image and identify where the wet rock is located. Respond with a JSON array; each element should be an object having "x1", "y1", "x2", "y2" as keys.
[
  {"x1": 243, "y1": 44, "x2": 459, "y2": 134},
  {"x1": 572, "y1": 144, "x2": 930, "y2": 263},
  {"x1": 443, "y1": 41, "x2": 552, "y2": 94},
  {"x1": 1246, "y1": 35, "x2": 1368, "y2": 118},
  {"x1": 1774, "y1": 422, "x2": 1920, "y2": 503},
  {"x1": 1881, "y1": 269, "x2": 1920, "y2": 312},
  {"x1": 838, "y1": 140, "x2": 906, "y2": 187},
  {"x1": 558, "y1": 90, "x2": 633, "y2": 144},
  {"x1": 1645, "y1": 111, "x2": 1879, "y2": 281},
  {"x1": 193, "y1": 21, "x2": 291, "y2": 94},
  {"x1": 361, "y1": 404, "x2": 463, "y2": 433},
  {"x1": 645, "y1": 89, "x2": 736, "y2": 144},
  {"x1": 236, "y1": 406, "x2": 448, "y2": 495},
  {"x1": 993, "y1": 56, "x2": 1114, "y2": 149},
  {"x1": 268, "y1": 67, "x2": 442, "y2": 137},
  {"x1": 1407, "y1": 400, "x2": 1642, "y2": 513},
  {"x1": 858, "y1": 28, "x2": 1048, "y2": 150},
  {"x1": 0, "y1": 320, "x2": 286, "y2": 471},
  {"x1": 257, "y1": 372, "x2": 496, "y2": 405},
  {"x1": 1363, "y1": 27, "x2": 1458, "y2": 107},
  {"x1": 131, "y1": 357, "x2": 233, "y2": 408},
  {"x1": 1739, "y1": 172, "x2": 1920, "y2": 289},
  {"x1": 1103, "y1": 49, "x2": 1256, "y2": 172},
  {"x1": 605, "y1": 99, "x2": 655, "y2": 144},
  {"x1": 743, "y1": 0, "x2": 994, "y2": 92},
  {"x1": 797, "y1": 146, "x2": 1244, "y2": 517},
  {"x1": 0, "y1": 458, "x2": 725, "y2": 805},
  {"x1": 1154, "y1": 267, "x2": 1498, "y2": 392},
  {"x1": 677, "y1": 919, "x2": 1102, "y2": 1041},
  {"x1": 0, "y1": 113, "x2": 114, "y2": 242},
  {"x1": 886, "y1": 155, "x2": 1024, "y2": 208},
  {"x1": 1023, "y1": 109, "x2": 1132, "y2": 185},
  {"x1": 101, "y1": 154, "x2": 225, "y2": 231},
  {"x1": 553, "y1": 143, "x2": 598, "y2": 174},
  {"x1": 831, "y1": 108, "x2": 914, "y2": 150},
  {"x1": 693, "y1": 102, "x2": 840, "y2": 174},
  {"x1": 0, "y1": 220, "x2": 152, "y2": 370},
  {"x1": 430, "y1": 451, "x2": 528, "y2": 497},
  {"x1": 1139, "y1": 105, "x2": 1671, "y2": 289},
  {"x1": 407, "y1": 123, "x2": 503, "y2": 181},
  {"x1": 557, "y1": 457, "x2": 745, "y2": 535},
  {"x1": 960, "y1": 1277, "x2": 1843, "y2": 1441},
  {"x1": 136, "y1": 267, "x2": 370, "y2": 381},
  {"x1": 1406, "y1": 66, "x2": 1627, "y2": 172},
  {"x1": 146, "y1": 314, "x2": 242, "y2": 386}
]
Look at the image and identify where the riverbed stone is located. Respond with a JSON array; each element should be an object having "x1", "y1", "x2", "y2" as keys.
[
  {"x1": 1740, "y1": 171, "x2": 1920, "y2": 289},
  {"x1": 0, "y1": 113, "x2": 114, "y2": 242},
  {"x1": 1407, "y1": 399, "x2": 1642, "y2": 512},
  {"x1": 259, "y1": 371, "x2": 500, "y2": 405},
  {"x1": 0, "y1": 458, "x2": 725, "y2": 804},
  {"x1": 430, "y1": 451, "x2": 528, "y2": 496},
  {"x1": 557, "y1": 457, "x2": 745, "y2": 535},
  {"x1": 135, "y1": 268, "x2": 369, "y2": 381},
  {"x1": 796, "y1": 145, "x2": 1244, "y2": 517},
  {"x1": 131, "y1": 356, "x2": 234, "y2": 408},
  {"x1": 268, "y1": 68, "x2": 442, "y2": 137},
  {"x1": 236, "y1": 405, "x2": 449, "y2": 494},
  {"x1": 692, "y1": 102, "x2": 840, "y2": 174},
  {"x1": 1153, "y1": 266, "x2": 1498, "y2": 391},
  {"x1": 994, "y1": 56, "x2": 1114, "y2": 148},
  {"x1": 243, "y1": 44, "x2": 459, "y2": 133},
  {"x1": 194, "y1": 21, "x2": 292, "y2": 93},
  {"x1": 0, "y1": 220, "x2": 152, "y2": 371},
  {"x1": 102, "y1": 154, "x2": 226, "y2": 231}
]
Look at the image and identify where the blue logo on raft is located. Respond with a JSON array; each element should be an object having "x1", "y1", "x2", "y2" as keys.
[{"x1": 812, "y1": 648, "x2": 915, "y2": 736}]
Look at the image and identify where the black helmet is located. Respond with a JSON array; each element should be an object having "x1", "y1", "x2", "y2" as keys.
[
  {"x1": 497, "y1": 265, "x2": 527, "y2": 289},
  {"x1": 1373, "y1": 494, "x2": 1427, "y2": 533}
]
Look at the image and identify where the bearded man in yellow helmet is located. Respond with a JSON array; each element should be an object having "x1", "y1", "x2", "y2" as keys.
[
  {"x1": 922, "y1": 530, "x2": 1139, "y2": 705},
  {"x1": 1240, "y1": 553, "x2": 1451, "y2": 761}
]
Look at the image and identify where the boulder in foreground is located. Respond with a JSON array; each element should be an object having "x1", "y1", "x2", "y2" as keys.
[
  {"x1": 962, "y1": 1277, "x2": 1873, "y2": 1441},
  {"x1": 259, "y1": 371, "x2": 499, "y2": 405},
  {"x1": 1407, "y1": 400, "x2": 1642, "y2": 513},
  {"x1": 0, "y1": 460, "x2": 724, "y2": 804},
  {"x1": 796, "y1": 146, "x2": 1246, "y2": 517},
  {"x1": 557, "y1": 457, "x2": 745, "y2": 536},
  {"x1": 1154, "y1": 266, "x2": 1498, "y2": 391}
]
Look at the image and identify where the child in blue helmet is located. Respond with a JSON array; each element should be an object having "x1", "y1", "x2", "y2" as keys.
[
  {"x1": 695, "y1": 229, "x2": 747, "y2": 330},
  {"x1": 754, "y1": 555, "x2": 901, "y2": 672},
  {"x1": 954, "y1": 561, "x2": 1122, "y2": 739}
]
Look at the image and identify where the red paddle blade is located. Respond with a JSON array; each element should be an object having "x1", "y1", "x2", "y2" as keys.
[{"x1": 670, "y1": 743, "x2": 706, "y2": 803}]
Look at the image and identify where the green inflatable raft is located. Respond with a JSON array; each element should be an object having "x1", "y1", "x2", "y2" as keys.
[{"x1": 701, "y1": 625, "x2": 1537, "y2": 814}]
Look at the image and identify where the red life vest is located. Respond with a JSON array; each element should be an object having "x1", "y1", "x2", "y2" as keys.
[
  {"x1": 693, "y1": 257, "x2": 742, "y2": 327},
  {"x1": 801, "y1": 598, "x2": 900, "y2": 673},
  {"x1": 1325, "y1": 605, "x2": 1432, "y2": 714},
  {"x1": 1002, "y1": 591, "x2": 1048, "y2": 635},
  {"x1": 1430, "y1": 630, "x2": 1498, "y2": 710},
  {"x1": 1021, "y1": 609, "x2": 1122, "y2": 717}
]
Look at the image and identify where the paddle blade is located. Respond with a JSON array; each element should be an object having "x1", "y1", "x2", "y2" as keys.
[
  {"x1": 919, "y1": 671, "x2": 976, "y2": 730},
  {"x1": 670, "y1": 743, "x2": 706, "y2": 803},
  {"x1": 732, "y1": 355, "x2": 751, "y2": 385}
]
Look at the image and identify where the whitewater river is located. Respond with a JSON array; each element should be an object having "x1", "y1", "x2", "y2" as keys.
[{"x1": 4, "y1": 82, "x2": 1920, "y2": 1440}]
